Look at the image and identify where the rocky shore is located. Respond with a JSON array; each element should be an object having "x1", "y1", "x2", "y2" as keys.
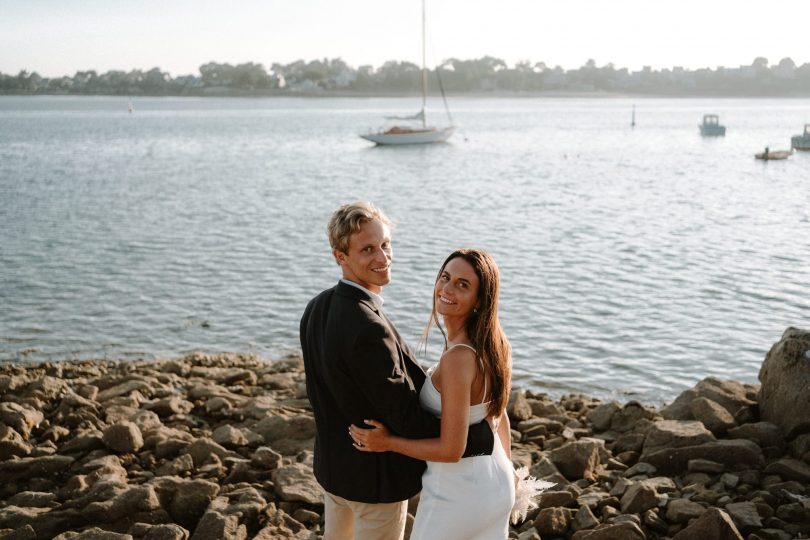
[{"x1": 1, "y1": 328, "x2": 809, "y2": 540}]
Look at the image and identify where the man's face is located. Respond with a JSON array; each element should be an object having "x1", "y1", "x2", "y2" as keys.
[{"x1": 335, "y1": 219, "x2": 392, "y2": 294}]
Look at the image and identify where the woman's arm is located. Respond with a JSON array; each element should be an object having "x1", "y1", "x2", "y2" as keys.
[
  {"x1": 495, "y1": 410, "x2": 511, "y2": 460},
  {"x1": 350, "y1": 348, "x2": 481, "y2": 463}
]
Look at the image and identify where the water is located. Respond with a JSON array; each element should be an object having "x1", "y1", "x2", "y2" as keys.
[{"x1": 2, "y1": 95, "x2": 809, "y2": 403}]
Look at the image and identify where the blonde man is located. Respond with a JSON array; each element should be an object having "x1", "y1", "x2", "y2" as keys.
[{"x1": 300, "y1": 202, "x2": 493, "y2": 540}]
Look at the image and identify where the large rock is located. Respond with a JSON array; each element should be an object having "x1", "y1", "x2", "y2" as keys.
[
  {"x1": 0, "y1": 402, "x2": 44, "y2": 438},
  {"x1": 641, "y1": 439, "x2": 764, "y2": 474},
  {"x1": 251, "y1": 415, "x2": 315, "y2": 455},
  {"x1": 620, "y1": 482, "x2": 663, "y2": 514},
  {"x1": 662, "y1": 378, "x2": 755, "y2": 421},
  {"x1": 642, "y1": 420, "x2": 715, "y2": 456},
  {"x1": 549, "y1": 440, "x2": 602, "y2": 481},
  {"x1": 759, "y1": 327, "x2": 810, "y2": 439},
  {"x1": 103, "y1": 421, "x2": 144, "y2": 453},
  {"x1": 272, "y1": 463, "x2": 323, "y2": 505},
  {"x1": 571, "y1": 522, "x2": 645, "y2": 540},
  {"x1": 671, "y1": 507, "x2": 743, "y2": 540},
  {"x1": 690, "y1": 397, "x2": 737, "y2": 435}
]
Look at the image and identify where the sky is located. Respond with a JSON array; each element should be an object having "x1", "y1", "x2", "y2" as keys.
[{"x1": 2, "y1": 0, "x2": 810, "y2": 78}]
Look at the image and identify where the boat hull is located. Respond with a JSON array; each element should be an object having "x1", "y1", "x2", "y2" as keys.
[
  {"x1": 791, "y1": 136, "x2": 810, "y2": 151},
  {"x1": 755, "y1": 151, "x2": 792, "y2": 160},
  {"x1": 699, "y1": 125, "x2": 726, "y2": 136},
  {"x1": 360, "y1": 127, "x2": 455, "y2": 145}
]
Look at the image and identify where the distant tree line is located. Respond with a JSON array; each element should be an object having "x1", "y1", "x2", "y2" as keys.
[{"x1": 2, "y1": 56, "x2": 810, "y2": 96}]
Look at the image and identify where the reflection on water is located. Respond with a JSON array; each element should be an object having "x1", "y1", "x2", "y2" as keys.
[{"x1": 1, "y1": 96, "x2": 809, "y2": 402}]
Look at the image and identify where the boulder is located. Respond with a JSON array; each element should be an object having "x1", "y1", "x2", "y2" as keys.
[
  {"x1": 759, "y1": 327, "x2": 810, "y2": 439},
  {"x1": 272, "y1": 463, "x2": 323, "y2": 505},
  {"x1": 724, "y1": 501, "x2": 763, "y2": 533},
  {"x1": 102, "y1": 421, "x2": 144, "y2": 453},
  {"x1": 690, "y1": 397, "x2": 737, "y2": 435},
  {"x1": 571, "y1": 522, "x2": 645, "y2": 540},
  {"x1": 641, "y1": 439, "x2": 764, "y2": 474},
  {"x1": 665, "y1": 497, "x2": 706, "y2": 523},
  {"x1": 671, "y1": 507, "x2": 743, "y2": 540},
  {"x1": 549, "y1": 440, "x2": 602, "y2": 481},
  {"x1": 507, "y1": 390, "x2": 533, "y2": 422},
  {"x1": 642, "y1": 420, "x2": 715, "y2": 456}
]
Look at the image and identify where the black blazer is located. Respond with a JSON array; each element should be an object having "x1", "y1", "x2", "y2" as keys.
[{"x1": 300, "y1": 281, "x2": 494, "y2": 503}]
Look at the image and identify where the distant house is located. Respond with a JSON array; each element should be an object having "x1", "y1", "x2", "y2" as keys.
[{"x1": 332, "y1": 69, "x2": 357, "y2": 88}]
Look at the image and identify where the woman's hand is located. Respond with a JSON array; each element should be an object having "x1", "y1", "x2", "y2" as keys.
[{"x1": 349, "y1": 420, "x2": 393, "y2": 452}]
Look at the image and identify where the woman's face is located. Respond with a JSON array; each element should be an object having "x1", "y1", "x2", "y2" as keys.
[{"x1": 435, "y1": 257, "x2": 480, "y2": 319}]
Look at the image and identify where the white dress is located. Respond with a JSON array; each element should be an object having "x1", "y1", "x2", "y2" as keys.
[{"x1": 410, "y1": 346, "x2": 515, "y2": 540}]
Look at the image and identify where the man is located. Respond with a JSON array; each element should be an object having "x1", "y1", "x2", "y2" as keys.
[{"x1": 300, "y1": 202, "x2": 494, "y2": 540}]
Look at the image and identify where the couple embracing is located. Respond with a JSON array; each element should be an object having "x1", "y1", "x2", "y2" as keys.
[{"x1": 300, "y1": 202, "x2": 516, "y2": 540}]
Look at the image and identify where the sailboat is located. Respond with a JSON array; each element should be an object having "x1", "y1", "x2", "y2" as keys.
[{"x1": 359, "y1": 0, "x2": 454, "y2": 145}]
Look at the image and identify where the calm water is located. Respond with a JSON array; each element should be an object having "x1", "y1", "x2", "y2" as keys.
[{"x1": 1, "y1": 95, "x2": 809, "y2": 403}]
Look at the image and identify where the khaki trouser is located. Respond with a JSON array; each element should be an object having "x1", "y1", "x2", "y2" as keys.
[{"x1": 323, "y1": 491, "x2": 408, "y2": 540}]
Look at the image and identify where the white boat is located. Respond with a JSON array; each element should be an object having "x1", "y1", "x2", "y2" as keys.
[{"x1": 360, "y1": 0, "x2": 453, "y2": 146}]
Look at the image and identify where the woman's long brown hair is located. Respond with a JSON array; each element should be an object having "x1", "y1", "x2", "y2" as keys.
[{"x1": 422, "y1": 249, "x2": 512, "y2": 418}]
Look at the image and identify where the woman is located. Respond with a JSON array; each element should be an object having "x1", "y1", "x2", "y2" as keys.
[{"x1": 350, "y1": 249, "x2": 515, "y2": 539}]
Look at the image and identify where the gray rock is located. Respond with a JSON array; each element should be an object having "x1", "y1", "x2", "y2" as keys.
[
  {"x1": 250, "y1": 446, "x2": 283, "y2": 470},
  {"x1": 53, "y1": 528, "x2": 134, "y2": 539},
  {"x1": 572, "y1": 504, "x2": 600, "y2": 531},
  {"x1": 251, "y1": 415, "x2": 315, "y2": 455},
  {"x1": 641, "y1": 439, "x2": 764, "y2": 474},
  {"x1": 724, "y1": 501, "x2": 762, "y2": 533},
  {"x1": 536, "y1": 490, "x2": 575, "y2": 510},
  {"x1": 189, "y1": 511, "x2": 247, "y2": 540},
  {"x1": 149, "y1": 477, "x2": 220, "y2": 530},
  {"x1": 690, "y1": 397, "x2": 737, "y2": 435},
  {"x1": 212, "y1": 425, "x2": 248, "y2": 447},
  {"x1": 184, "y1": 437, "x2": 239, "y2": 467},
  {"x1": 0, "y1": 454, "x2": 74, "y2": 481},
  {"x1": 763, "y1": 457, "x2": 810, "y2": 482},
  {"x1": 727, "y1": 422, "x2": 785, "y2": 449},
  {"x1": 272, "y1": 463, "x2": 323, "y2": 505},
  {"x1": 534, "y1": 507, "x2": 572, "y2": 537},
  {"x1": 642, "y1": 420, "x2": 715, "y2": 456},
  {"x1": 665, "y1": 497, "x2": 706, "y2": 523},
  {"x1": 662, "y1": 377, "x2": 755, "y2": 421},
  {"x1": 620, "y1": 482, "x2": 662, "y2": 513},
  {"x1": 586, "y1": 402, "x2": 620, "y2": 431},
  {"x1": 0, "y1": 424, "x2": 32, "y2": 459},
  {"x1": 0, "y1": 402, "x2": 44, "y2": 438},
  {"x1": 102, "y1": 421, "x2": 144, "y2": 453},
  {"x1": 142, "y1": 524, "x2": 190, "y2": 540},
  {"x1": 609, "y1": 402, "x2": 656, "y2": 433},
  {"x1": 687, "y1": 458, "x2": 725, "y2": 473},
  {"x1": 6, "y1": 491, "x2": 57, "y2": 508},
  {"x1": 671, "y1": 507, "x2": 743, "y2": 540},
  {"x1": 571, "y1": 521, "x2": 645, "y2": 540},
  {"x1": 758, "y1": 327, "x2": 810, "y2": 439},
  {"x1": 507, "y1": 390, "x2": 534, "y2": 422},
  {"x1": 549, "y1": 440, "x2": 602, "y2": 481}
]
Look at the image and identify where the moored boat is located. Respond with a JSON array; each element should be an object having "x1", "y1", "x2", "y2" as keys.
[
  {"x1": 359, "y1": 0, "x2": 454, "y2": 146},
  {"x1": 699, "y1": 114, "x2": 726, "y2": 136},
  {"x1": 791, "y1": 124, "x2": 810, "y2": 151},
  {"x1": 755, "y1": 147, "x2": 792, "y2": 160}
]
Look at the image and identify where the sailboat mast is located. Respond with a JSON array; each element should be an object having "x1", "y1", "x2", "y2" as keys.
[{"x1": 421, "y1": 0, "x2": 427, "y2": 128}]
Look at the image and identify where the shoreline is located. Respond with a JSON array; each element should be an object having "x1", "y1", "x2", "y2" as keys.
[{"x1": 1, "y1": 332, "x2": 808, "y2": 539}]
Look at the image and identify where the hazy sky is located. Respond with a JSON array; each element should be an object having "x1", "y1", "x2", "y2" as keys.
[{"x1": 2, "y1": 0, "x2": 809, "y2": 77}]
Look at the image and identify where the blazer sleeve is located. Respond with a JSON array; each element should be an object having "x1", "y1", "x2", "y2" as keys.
[{"x1": 348, "y1": 321, "x2": 494, "y2": 456}]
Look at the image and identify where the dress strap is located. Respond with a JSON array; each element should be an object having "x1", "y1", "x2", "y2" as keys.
[{"x1": 445, "y1": 344, "x2": 488, "y2": 405}]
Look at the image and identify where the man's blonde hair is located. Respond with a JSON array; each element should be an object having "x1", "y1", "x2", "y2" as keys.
[{"x1": 327, "y1": 201, "x2": 392, "y2": 255}]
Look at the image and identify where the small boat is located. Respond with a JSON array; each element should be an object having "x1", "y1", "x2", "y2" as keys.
[
  {"x1": 699, "y1": 114, "x2": 726, "y2": 136},
  {"x1": 755, "y1": 147, "x2": 792, "y2": 160},
  {"x1": 360, "y1": 0, "x2": 454, "y2": 146},
  {"x1": 790, "y1": 124, "x2": 810, "y2": 151}
]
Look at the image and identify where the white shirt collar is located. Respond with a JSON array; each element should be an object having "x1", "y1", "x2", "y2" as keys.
[{"x1": 340, "y1": 279, "x2": 384, "y2": 307}]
